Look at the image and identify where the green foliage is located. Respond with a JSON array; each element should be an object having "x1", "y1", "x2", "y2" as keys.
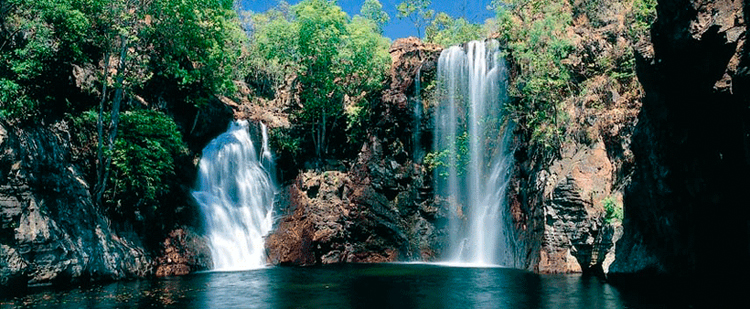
[
  {"x1": 0, "y1": 78, "x2": 36, "y2": 120},
  {"x1": 149, "y1": 0, "x2": 246, "y2": 97},
  {"x1": 360, "y1": 0, "x2": 390, "y2": 33},
  {"x1": 0, "y1": 0, "x2": 94, "y2": 120},
  {"x1": 629, "y1": 0, "x2": 657, "y2": 42},
  {"x1": 269, "y1": 128, "x2": 301, "y2": 158},
  {"x1": 340, "y1": 16, "x2": 391, "y2": 97},
  {"x1": 243, "y1": 6, "x2": 299, "y2": 99},
  {"x1": 344, "y1": 101, "x2": 368, "y2": 146},
  {"x1": 424, "y1": 132, "x2": 470, "y2": 177},
  {"x1": 0, "y1": 0, "x2": 246, "y2": 122},
  {"x1": 397, "y1": 0, "x2": 434, "y2": 38},
  {"x1": 268, "y1": 126, "x2": 302, "y2": 179},
  {"x1": 80, "y1": 109, "x2": 187, "y2": 217},
  {"x1": 602, "y1": 196, "x2": 624, "y2": 224},
  {"x1": 425, "y1": 12, "x2": 485, "y2": 47},
  {"x1": 247, "y1": 0, "x2": 391, "y2": 158},
  {"x1": 494, "y1": 0, "x2": 574, "y2": 154},
  {"x1": 423, "y1": 149, "x2": 448, "y2": 173}
]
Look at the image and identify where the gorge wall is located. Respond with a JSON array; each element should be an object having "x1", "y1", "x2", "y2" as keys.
[
  {"x1": 264, "y1": 34, "x2": 630, "y2": 274},
  {"x1": 609, "y1": 0, "x2": 750, "y2": 291},
  {"x1": 0, "y1": 121, "x2": 152, "y2": 294},
  {"x1": 505, "y1": 0, "x2": 750, "y2": 281},
  {"x1": 0, "y1": 91, "x2": 231, "y2": 291}
]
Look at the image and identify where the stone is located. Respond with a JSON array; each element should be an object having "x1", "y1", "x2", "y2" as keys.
[
  {"x1": 155, "y1": 228, "x2": 211, "y2": 277},
  {"x1": 0, "y1": 121, "x2": 152, "y2": 290}
]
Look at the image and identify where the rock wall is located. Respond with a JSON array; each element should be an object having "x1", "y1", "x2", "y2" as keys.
[
  {"x1": 507, "y1": 2, "x2": 642, "y2": 274},
  {"x1": 154, "y1": 228, "x2": 211, "y2": 277},
  {"x1": 0, "y1": 121, "x2": 152, "y2": 294},
  {"x1": 510, "y1": 139, "x2": 628, "y2": 274},
  {"x1": 610, "y1": 0, "x2": 750, "y2": 290}
]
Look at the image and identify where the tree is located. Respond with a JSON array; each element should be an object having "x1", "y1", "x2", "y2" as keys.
[
  {"x1": 247, "y1": 0, "x2": 391, "y2": 159},
  {"x1": 494, "y1": 0, "x2": 574, "y2": 153},
  {"x1": 294, "y1": 0, "x2": 348, "y2": 157},
  {"x1": 87, "y1": 0, "x2": 246, "y2": 207},
  {"x1": 340, "y1": 16, "x2": 391, "y2": 145},
  {"x1": 0, "y1": 0, "x2": 93, "y2": 121},
  {"x1": 360, "y1": 0, "x2": 389, "y2": 34},
  {"x1": 425, "y1": 12, "x2": 484, "y2": 47},
  {"x1": 397, "y1": 0, "x2": 434, "y2": 39},
  {"x1": 247, "y1": 5, "x2": 299, "y2": 92},
  {"x1": 149, "y1": 0, "x2": 246, "y2": 97}
]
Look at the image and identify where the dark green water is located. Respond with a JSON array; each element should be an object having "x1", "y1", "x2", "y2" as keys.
[{"x1": 1, "y1": 263, "x2": 679, "y2": 308}]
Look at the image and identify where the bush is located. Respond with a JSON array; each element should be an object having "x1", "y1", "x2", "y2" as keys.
[
  {"x1": 629, "y1": 0, "x2": 657, "y2": 42},
  {"x1": 602, "y1": 196, "x2": 623, "y2": 224},
  {"x1": 246, "y1": 0, "x2": 391, "y2": 159},
  {"x1": 495, "y1": 0, "x2": 574, "y2": 155},
  {"x1": 78, "y1": 109, "x2": 188, "y2": 221}
]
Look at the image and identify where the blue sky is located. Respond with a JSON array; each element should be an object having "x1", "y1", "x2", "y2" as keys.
[{"x1": 238, "y1": 0, "x2": 496, "y2": 40}]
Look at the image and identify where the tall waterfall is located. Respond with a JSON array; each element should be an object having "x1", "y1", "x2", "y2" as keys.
[
  {"x1": 193, "y1": 121, "x2": 276, "y2": 271},
  {"x1": 433, "y1": 40, "x2": 514, "y2": 266}
]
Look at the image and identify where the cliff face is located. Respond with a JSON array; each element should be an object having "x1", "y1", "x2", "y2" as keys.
[
  {"x1": 610, "y1": 0, "x2": 750, "y2": 284},
  {"x1": 0, "y1": 121, "x2": 152, "y2": 294},
  {"x1": 265, "y1": 38, "x2": 445, "y2": 265},
  {"x1": 507, "y1": 1, "x2": 642, "y2": 274},
  {"x1": 510, "y1": 137, "x2": 630, "y2": 274}
]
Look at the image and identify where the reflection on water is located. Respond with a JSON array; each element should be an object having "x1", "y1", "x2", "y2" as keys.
[{"x1": 1, "y1": 264, "x2": 675, "y2": 308}]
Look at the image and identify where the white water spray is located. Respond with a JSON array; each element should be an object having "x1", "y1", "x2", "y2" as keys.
[
  {"x1": 193, "y1": 121, "x2": 276, "y2": 271},
  {"x1": 434, "y1": 40, "x2": 514, "y2": 266}
]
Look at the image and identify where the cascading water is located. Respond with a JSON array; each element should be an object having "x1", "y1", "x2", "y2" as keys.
[
  {"x1": 413, "y1": 67, "x2": 424, "y2": 162},
  {"x1": 433, "y1": 40, "x2": 514, "y2": 266},
  {"x1": 192, "y1": 121, "x2": 276, "y2": 271}
]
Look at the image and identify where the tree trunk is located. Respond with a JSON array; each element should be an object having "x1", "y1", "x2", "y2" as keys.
[
  {"x1": 95, "y1": 36, "x2": 128, "y2": 207},
  {"x1": 94, "y1": 50, "x2": 110, "y2": 207},
  {"x1": 321, "y1": 109, "x2": 327, "y2": 156}
]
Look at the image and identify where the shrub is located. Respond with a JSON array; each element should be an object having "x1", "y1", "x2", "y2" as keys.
[
  {"x1": 495, "y1": 0, "x2": 574, "y2": 156},
  {"x1": 79, "y1": 109, "x2": 188, "y2": 220},
  {"x1": 602, "y1": 196, "x2": 623, "y2": 224}
]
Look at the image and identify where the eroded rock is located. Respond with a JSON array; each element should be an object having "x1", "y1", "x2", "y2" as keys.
[
  {"x1": 0, "y1": 121, "x2": 152, "y2": 291},
  {"x1": 155, "y1": 228, "x2": 211, "y2": 276}
]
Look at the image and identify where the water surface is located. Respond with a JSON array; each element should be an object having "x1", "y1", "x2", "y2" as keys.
[{"x1": 1, "y1": 264, "x2": 678, "y2": 308}]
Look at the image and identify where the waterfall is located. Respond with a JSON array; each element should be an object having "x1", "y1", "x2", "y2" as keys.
[
  {"x1": 192, "y1": 121, "x2": 276, "y2": 271},
  {"x1": 413, "y1": 66, "x2": 424, "y2": 162},
  {"x1": 433, "y1": 40, "x2": 514, "y2": 266}
]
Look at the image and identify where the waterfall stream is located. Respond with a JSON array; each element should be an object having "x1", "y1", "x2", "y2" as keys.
[
  {"x1": 434, "y1": 40, "x2": 514, "y2": 266},
  {"x1": 413, "y1": 67, "x2": 424, "y2": 162},
  {"x1": 193, "y1": 121, "x2": 276, "y2": 271}
]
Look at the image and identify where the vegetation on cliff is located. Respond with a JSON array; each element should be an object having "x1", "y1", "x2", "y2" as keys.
[
  {"x1": 495, "y1": 0, "x2": 655, "y2": 159},
  {"x1": 0, "y1": 0, "x2": 246, "y2": 245},
  {"x1": 246, "y1": 0, "x2": 392, "y2": 167}
]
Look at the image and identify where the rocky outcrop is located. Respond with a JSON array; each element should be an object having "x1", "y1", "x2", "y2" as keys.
[
  {"x1": 610, "y1": 0, "x2": 750, "y2": 289},
  {"x1": 0, "y1": 121, "x2": 152, "y2": 294},
  {"x1": 508, "y1": 0, "x2": 642, "y2": 273},
  {"x1": 265, "y1": 38, "x2": 445, "y2": 265},
  {"x1": 154, "y1": 228, "x2": 211, "y2": 276},
  {"x1": 511, "y1": 139, "x2": 626, "y2": 274},
  {"x1": 265, "y1": 171, "x2": 402, "y2": 265}
]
